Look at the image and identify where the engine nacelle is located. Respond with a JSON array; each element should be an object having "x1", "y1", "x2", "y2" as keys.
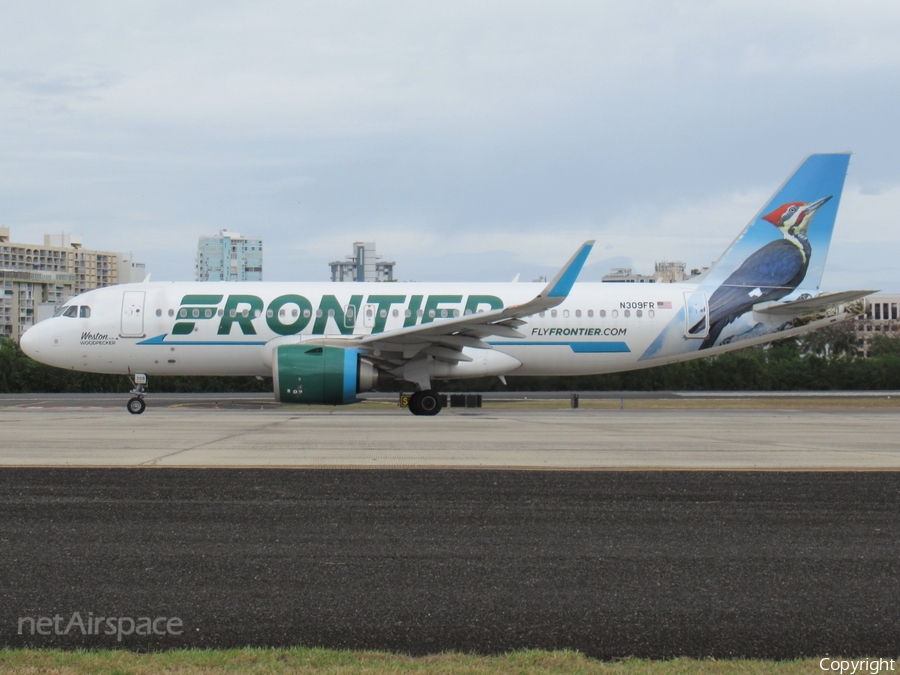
[{"x1": 273, "y1": 345, "x2": 380, "y2": 405}]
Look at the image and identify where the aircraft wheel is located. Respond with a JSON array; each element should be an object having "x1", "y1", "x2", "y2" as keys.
[
  {"x1": 416, "y1": 390, "x2": 442, "y2": 416},
  {"x1": 127, "y1": 397, "x2": 146, "y2": 415}
]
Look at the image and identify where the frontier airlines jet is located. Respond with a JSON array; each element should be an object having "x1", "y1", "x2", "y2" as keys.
[{"x1": 20, "y1": 154, "x2": 872, "y2": 415}]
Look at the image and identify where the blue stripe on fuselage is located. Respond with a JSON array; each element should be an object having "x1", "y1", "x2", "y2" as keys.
[
  {"x1": 487, "y1": 341, "x2": 630, "y2": 353},
  {"x1": 137, "y1": 334, "x2": 267, "y2": 346}
]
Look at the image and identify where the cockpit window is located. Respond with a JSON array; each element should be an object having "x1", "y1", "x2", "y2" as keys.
[
  {"x1": 53, "y1": 305, "x2": 69, "y2": 318},
  {"x1": 63, "y1": 306, "x2": 78, "y2": 318},
  {"x1": 79, "y1": 306, "x2": 91, "y2": 318}
]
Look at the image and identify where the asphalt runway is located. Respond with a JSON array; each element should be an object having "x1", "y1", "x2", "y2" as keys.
[{"x1": 3, "y1": 468, "x2": 899, "y2": 658}]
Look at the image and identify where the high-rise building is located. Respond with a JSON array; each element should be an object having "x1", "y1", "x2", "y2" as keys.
[
  {"x1": 196, "y1": 230, "x2": 263, "y2": 282},
  {"x1": 0, "y1": 227, "x2": 145, "y2": 341},
  {"x1": 603, "y1": 261, "x2": 704, "y2": 283},
  {"x1": 329, "y1": 242, "x2": 395, "y2": 282},
  {"x1": 601, "y1": 267, "x2": 655, "y2": 283},
  {"x1": 116, "y1": 252, "x2": 147, "y2": 284},
  {"x1": 856, "y1": 294, "x2": 900, "y2": 356}
]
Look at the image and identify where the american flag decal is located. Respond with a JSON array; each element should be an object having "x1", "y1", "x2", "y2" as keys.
[{"x1": 657, "y1": 301, "x2": 673, "y2": 309}]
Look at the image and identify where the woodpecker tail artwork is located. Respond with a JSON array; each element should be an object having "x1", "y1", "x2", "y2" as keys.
[{"x1": 640, "y1": 153, "x2": 855, "y2": 360}]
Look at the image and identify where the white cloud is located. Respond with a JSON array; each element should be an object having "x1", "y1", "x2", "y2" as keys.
[
  {"x1": 835, "y1": 182, "x2": 900, "y2": 243},
  {"x1": 0, "y1": 1, "x2": 898, "y2": 291},
  {"x1": 4, "y1": 2, "x2": 898, "y2": 134}
]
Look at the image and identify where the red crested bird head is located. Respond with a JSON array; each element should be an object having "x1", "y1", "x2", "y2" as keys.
[
  {"x1": 762, "y1": 196, "x2": 832, "y2": 235},
  {"x1": 763, "y1": 202, "x2": 806, "y2": 227}
]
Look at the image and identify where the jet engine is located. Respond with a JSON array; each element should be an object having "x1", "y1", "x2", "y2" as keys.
[{"x1": 273, "y1": 345, "x2": 381, "y2": 405}]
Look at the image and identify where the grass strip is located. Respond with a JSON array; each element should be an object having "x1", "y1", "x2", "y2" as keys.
[{"x1": 0, "y1": 648, "x2": 837, "y2": 674}]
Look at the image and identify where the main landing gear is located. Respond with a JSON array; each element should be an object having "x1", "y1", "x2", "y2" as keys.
[
  {"x1": 407, "y1": 389, "x2": 443, "y2": 416},
  {"x1": 127, "y1": 373, "x2": 148, "y2": 415}
]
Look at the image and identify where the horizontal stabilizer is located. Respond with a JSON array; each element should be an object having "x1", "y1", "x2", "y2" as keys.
[{"x1": 753, "y1": 290, "x2": 876, "y2": 316}]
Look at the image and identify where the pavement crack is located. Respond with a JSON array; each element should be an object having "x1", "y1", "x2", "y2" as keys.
[{"x1": 138, "y1": 418, "x2": 291, "y2": 466}]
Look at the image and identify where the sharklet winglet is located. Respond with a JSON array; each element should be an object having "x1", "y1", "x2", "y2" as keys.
[{"x1": 544, "y1": 240, "x2": 595, "y2": 299}]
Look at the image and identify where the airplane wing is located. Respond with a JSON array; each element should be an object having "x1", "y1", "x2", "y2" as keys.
[
  {"x1": 305, "y1": 240, "x2": 594, "y2": 367},
  {"x1": 752, "y1": 290, "x2": 876, "y2": 316}
]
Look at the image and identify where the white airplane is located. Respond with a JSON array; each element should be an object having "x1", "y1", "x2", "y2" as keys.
[{"x1": 20, "y1": 153, "x2": 872, "y2": 415}]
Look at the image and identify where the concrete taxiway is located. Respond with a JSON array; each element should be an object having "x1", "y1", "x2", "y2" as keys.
[{"x1": 0, "y1": 398, "x2": 898, "y2": 469}]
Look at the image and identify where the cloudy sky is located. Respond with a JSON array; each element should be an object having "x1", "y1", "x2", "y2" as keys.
[{"x1": 2, "y1": 1, "x2": 899, "y2": 291}]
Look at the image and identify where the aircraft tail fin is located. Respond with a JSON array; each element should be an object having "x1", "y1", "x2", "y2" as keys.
[{"x1": 699, "y1": 153, "x2": 851, "y2": 293}]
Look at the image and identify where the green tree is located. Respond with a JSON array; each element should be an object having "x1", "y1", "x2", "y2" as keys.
[
  {"x1": 868, "y1": 333, "x2": 900, "y2": 358},
  {"x1": 800, "y1": 321, "x2": 860, "y2": 357}
]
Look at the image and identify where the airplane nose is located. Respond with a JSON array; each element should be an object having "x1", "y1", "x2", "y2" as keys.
[{"x1": 19, "y1": 324, "x2": 40, "y2": 359}]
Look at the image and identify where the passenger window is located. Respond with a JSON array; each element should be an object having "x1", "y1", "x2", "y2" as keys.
[
  {"x1": 575, "y1": 310, "x2": 582, "y2": 318},
  {"x1": 587, "y1": 310, "x2": 594, "y2": 318},
  {"x1": 80, "y1": 306, "x2": 91, "y2": 318},
  {"x1": 63, "y1": 306, "x2": 78, "y2": 318}
]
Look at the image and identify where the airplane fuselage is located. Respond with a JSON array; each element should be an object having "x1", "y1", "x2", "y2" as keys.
[{"x1": 19, "y1": 279, "x2": 824, "y2": 380}]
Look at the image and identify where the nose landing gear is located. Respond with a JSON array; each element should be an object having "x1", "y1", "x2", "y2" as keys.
[{"x1": 127, "y1": 373, "x2": 148, "y2": 415}]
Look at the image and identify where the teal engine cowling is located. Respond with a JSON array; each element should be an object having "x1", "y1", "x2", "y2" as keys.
[{"x1": 273, "y1": 345, "x2": 380, "y2": 405}]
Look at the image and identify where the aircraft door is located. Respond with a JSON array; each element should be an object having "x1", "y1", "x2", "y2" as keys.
[
  {"x1": 121, "y1": 291, "x2": 146, "y2": 337},
  {"x1": 683, "y1": 291, "x2": 708, "y2": 338}
]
